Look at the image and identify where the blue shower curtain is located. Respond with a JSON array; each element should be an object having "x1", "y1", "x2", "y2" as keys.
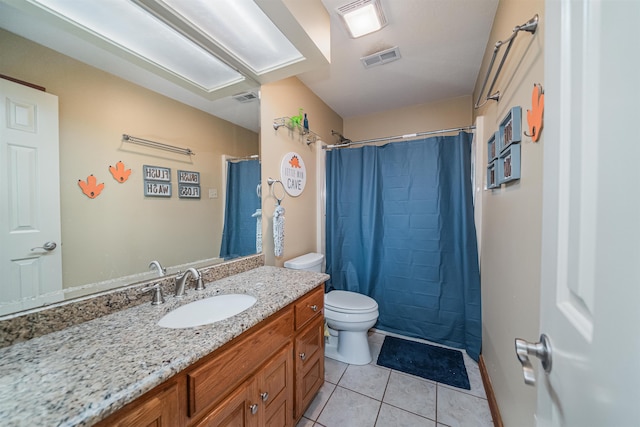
[
  {"x1": 325, "y1": 132, "x2": 481, "y2": 360},
  {"x1": 219, "y1": 159, "x2": 260, "y2": 259}
]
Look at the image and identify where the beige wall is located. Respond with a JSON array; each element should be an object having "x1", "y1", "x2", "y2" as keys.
[
  {"x1": 472, "y1": 0, "x2": 545, "y2": 425},
  {"x1": 344, "y1": 95, "x2": 473, "y2": 142},
  {"x1": 0, "y1": 29, "x2": 258, "y2": 288},
  {"x1": 259, "y1": 77, "x2": 342, "y2": 267}
]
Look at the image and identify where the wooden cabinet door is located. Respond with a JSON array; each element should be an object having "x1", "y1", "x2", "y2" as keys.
[
  {"x1": 98, "y1": 382, "x2": 179, "y2": 427},
  {"x1": 258, "y1": 344, "x2": 294, "y2": 427},
  {"x1": 194, "y1": 345, "x2": 294, "y2": 427},
  {"x1": 294, "y1": 315, "x2": 324, "y2": 420},
  {"x1": 193, "y1": 379, "x2": 258, "y2": 427}
]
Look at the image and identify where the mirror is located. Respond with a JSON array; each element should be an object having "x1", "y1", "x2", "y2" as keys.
[{"x1": 0, "y1": 28, "x2": 261, "y2": 316}]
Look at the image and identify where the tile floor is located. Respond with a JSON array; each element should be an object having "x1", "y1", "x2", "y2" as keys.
[{"x1": 297, "y1": 330, "x2": 493, "y2": 427}]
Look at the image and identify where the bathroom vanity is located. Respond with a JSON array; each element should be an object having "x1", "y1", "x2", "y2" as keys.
[{"x1": 0, "y1": 266, "x2": 328, "y2": 426}]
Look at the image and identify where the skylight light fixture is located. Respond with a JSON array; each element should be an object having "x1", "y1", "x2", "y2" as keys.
[
  {"x1": 158, "y1": 0, "x2": 304, "y2": 74},
  {"x1": 31, "y1": 0, "x2": 244, "y2": 92},
  {"x1": 337, "y1": 0, "x2": 387, "y2": 38}
]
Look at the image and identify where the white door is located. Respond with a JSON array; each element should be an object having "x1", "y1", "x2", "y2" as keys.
[
  {"x1": 525, "y1": 1, "x2": 640, "y2": 425},
  {"x1": 0, "y1": 78, "x2": 62, "y2": 315}
]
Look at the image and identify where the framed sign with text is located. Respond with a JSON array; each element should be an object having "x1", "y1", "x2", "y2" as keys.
[
  {"x1": 143, "y1": 165, "x2": 171, "y2": 197},
  {"x1": 280, "y1": 152, "x2": 306, "y2": 197},
  {"x1": 178, "y1": 170, "x2": 200, "y2": 184},
  {"x1": 178, "y1": 170, "x2": 200, "y2": 198}
]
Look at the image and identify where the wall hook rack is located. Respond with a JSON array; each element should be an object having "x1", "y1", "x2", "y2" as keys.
[{"x1": 273, "y1": 117, "x2": 320, "y2": 145}]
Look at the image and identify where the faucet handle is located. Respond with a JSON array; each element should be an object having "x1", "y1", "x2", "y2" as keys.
[{"x1": 140, "y1": 283, "x2": 165, "y2": 305}]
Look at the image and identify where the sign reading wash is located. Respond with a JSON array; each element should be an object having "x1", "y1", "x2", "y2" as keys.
[
  {"x1": 143, "y1": 165, "x2": 171, "y2": 197},
  {"x1": 280, "y1": 152, "x2": 306, "y2": 197}
]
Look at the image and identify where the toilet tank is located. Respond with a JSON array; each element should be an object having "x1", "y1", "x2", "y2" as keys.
[{"x1": 284, "y1": 253, "x2": 324, "y2": 272}]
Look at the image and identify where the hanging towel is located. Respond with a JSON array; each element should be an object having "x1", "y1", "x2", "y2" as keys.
[
  {"x1": 273, "y1": 204, "x2": 285, "y2": 257},
  {"x1": 252, "y1": 209, "x2": 262, "y2": 253}
]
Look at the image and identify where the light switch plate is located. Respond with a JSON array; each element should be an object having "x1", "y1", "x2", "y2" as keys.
[{"x1": 209, "y1": 188, "x2": 218, "y2": 199}]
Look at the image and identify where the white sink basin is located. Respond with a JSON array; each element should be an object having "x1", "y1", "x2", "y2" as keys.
[{"x1": 158, "y1": 294, "x2": 257, "y2": 328}]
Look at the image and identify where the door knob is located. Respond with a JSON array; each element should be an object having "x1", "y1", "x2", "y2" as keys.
[
  {"x1": 515, "y1": 334, "x2": 552, "y2": 386},
  {"x1": 31, "y1": 241, "x2": 57, "y2": 251}
]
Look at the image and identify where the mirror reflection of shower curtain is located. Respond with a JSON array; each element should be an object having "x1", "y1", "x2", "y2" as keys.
[{"x1": 219, "y1": 159, "x2": 261, "y2": 259}]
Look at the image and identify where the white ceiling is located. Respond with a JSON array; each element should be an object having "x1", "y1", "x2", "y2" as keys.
[
  {"x1": 0, "y1": 0, "x2": 498, "y2": 132},
  {"x1": 300, "y1": 0, "x2": 499, "y2": 119}
]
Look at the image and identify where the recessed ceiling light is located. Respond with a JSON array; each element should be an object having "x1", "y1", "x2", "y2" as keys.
[{"x1": 337, "y1": 0, "x2": 387, "y2": 38}]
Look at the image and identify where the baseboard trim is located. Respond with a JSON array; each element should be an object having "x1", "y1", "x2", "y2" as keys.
[{"x1": 479, "y1": 355, "x2": 504, "y2": 427}]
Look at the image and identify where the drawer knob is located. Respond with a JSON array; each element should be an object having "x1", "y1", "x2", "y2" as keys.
[
  {"x1": 299, "y1": 352, "x2": 306, "y2": 360},
  {"x1": 249, "y1": 403, "x2": 259, "y2": 415},
  {"x1": 260, "y1": 391, "x2": 269, "y2": 402},
  {"x1": 310, "y1": 304, "x2": 318, "y2": 312}
]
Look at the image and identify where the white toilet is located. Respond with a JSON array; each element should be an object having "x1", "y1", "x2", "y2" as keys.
[{"x1": 284, "y1": 253, "x2": 379, "y2": 365}]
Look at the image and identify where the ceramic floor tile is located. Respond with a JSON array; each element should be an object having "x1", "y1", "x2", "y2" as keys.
[
  {"x1": 382, "y1": 371, "x2": 437, "y2": 420},
  {"x1": 296, "y1": 416, "x2": 315, "y2": 427},
  {"x1": 317, "y1": 386, "x2": 381, "y2": 427},
  {"x1": 457, "y1": 354, "x2": 487, "y2": 399},
  {"x1": 304, "y1": 381, "x2": 336, "y2": 421},
  {"x1": 438, "y1": 356, "x2": 485, "y2": 399},
  {"x1": 324, "y1": 356, "x2": 348, "y2": 384},
  {"x1": 338, "y1": 363, "x2": 390, "y2": 400},
  {"x1": 368, "y1": 331, "x2": 385, "y2": 365},
  {"x1": 376, "y1": 403, "x2": 437, "y2": 427},
  {"x1": 437, "y1": 384, "x2": 492, "y2": 427}
]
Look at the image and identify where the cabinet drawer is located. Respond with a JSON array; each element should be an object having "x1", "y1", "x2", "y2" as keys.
[
  {"x1": 96, "y1": 381, "x2": 179, "y2": 427},
  {"x1": 294, "y1": 286, "x2": 324, "y2": 330},
  {"x1": 187, "y1": 308, "x2": 294, "y2": 418}
]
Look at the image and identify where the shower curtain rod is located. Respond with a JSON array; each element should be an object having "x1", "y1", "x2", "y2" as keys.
[
  {"x1": 322, "y1": 126, "x2": 475, "y2": 150},
  {"x1": 226, "y1": 154, "x2": 260, "y2": 162}
]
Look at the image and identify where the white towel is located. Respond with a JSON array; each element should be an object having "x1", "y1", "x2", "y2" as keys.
[
  {"x1": 252, "y1": 209, "x2": 262, "y2": 253},
  {"x1": 273, "y1": 205, "x2": 285, "y2": 257}
]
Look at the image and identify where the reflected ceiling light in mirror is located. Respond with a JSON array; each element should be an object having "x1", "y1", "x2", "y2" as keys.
[
  {"x1": 31, "y1": 0, "x2": 245, "y2": 91},
  {"x1": 158, "y1": 0, "x2": 304, "y2": 74},
  {"x1": 337, "y1": 0, "x2": 387, "y2": 38}
]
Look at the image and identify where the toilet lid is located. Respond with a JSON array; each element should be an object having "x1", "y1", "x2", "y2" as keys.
[{"x1": 325, "y1": 290, "x2": 378, "y2": 313}]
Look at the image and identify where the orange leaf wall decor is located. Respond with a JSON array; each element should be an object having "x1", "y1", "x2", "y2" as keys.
[
  {"x1": 109, "y1": 160, "x2": 131, "y2": 183},
  {"x1": 526, "y1": 83, "x2": 544, "y2": 142},
  {"x1": 78, "y1": 175, "x2": 104, "y2": 199}
]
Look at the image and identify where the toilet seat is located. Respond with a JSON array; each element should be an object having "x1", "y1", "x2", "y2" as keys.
[{"x1": 325, "y1": 290, "x2": 378, "y2": 314}]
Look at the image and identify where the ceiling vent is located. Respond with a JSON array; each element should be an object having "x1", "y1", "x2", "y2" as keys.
[
  {"x1": 231, "y1": 91, "x2": 259, "y2": 103},
  {"x1": 360, "y1": 46, "x2": 401, "y2": 69}
]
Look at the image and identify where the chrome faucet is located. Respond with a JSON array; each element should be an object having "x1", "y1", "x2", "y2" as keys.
[
  {"x1": 174, "y1": 267, "x2": 204, "y2": 297},
  {"x1": 149, "y1": 260, "x2": 166, "y2": 277}
]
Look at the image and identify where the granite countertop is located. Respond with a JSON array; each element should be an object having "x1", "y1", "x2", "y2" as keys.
[{"x1": 0, "y1": 266, "x2": 329, "y2": 427}]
